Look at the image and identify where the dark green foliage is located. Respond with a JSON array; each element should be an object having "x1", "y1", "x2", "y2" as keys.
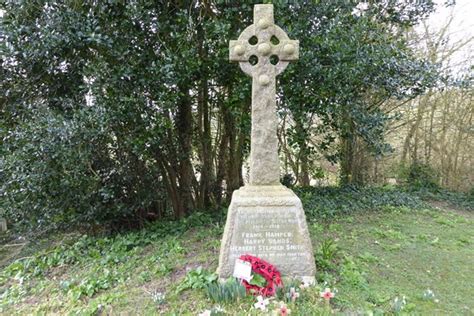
[
  {"x1": 296, "y1": 186, "x2": 426, "y2": 219},
  {"x1": 0, "y1": 211, "x2": 218, "y2": 302},
  {"x1": 407, "y1": 162, "x2": 440, "y2": 189},
  {"x1": 1, "y1": 0, "x2": 252, "y2": 232},
  {"x1": 315, "y1": 239, "x2": 340, "y2": 272},
  {"x1": 410, "y1": 187, "x2": 474, "y2": 211},
  {"x1": 248, "y1": 273, "x2": 267, "y2": 287},
  {"x1": 1, "y1": 105, "x2": 170, "y2": 233},
  {"x1": 395, "y1": 162, "x2": 473, "y2": 210},
  {"x1": 205, "y1": 278, "x2": 247, "y2": 304},
  {"x1": 176, "y1": 267, "x2": 218, "y2": 293},
  {"x1": 277, "y1": 1, "x2": 437, "y2": 185},
  {"x1": 280, "y1": 174, "x2": 295, "y2": 188},
  {"x1": 1, "y1": 0, "x2": 439, "y2": 232}
]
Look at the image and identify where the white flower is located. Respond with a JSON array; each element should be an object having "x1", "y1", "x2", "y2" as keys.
[
  {"x1": 352, "y1": 2, "x2": 369, "y2": 17},
  {"x1": 299, "y1": 280, "x2": 312, "y2": 289},
  {"x1": 423, "y1": 289, "x2": 436, "y2": 301},
  {"x1": 150, "y1": 290, "x2": 165, "y2": 304},
  {"x1": 254, "y1": 295, "x2": 270, "y2": 311},
  {"x1": 287, "y1": 287, "x2": 300, "y2": 302},
  {"x1": 198, "y1": 310, "x2": 211, "y2": 316},
  {"x1": 214, "y1": 305, "x2": 225, "y2": 313},
  {"x1": 392, "y1": 296, "x2": 407, "y2": 313},
  {"x1": 356, "y1": 2, "x2": 369, "y2": 11}
]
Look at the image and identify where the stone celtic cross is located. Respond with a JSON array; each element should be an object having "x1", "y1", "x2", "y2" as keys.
[
  {"x1": 229, "y1": 4, "x2": 299, "y2": 185},
  {"x1": 219, "y1": 5, "x2": 314, "y2": 281}
]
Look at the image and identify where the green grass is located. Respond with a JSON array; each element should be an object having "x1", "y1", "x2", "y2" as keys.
[
  {"x1": 1, "y1": 188, "x2": 473, "y2": 315},
  {"x1": 314, "y1": 207, "x2": 474, "y2": 314}
]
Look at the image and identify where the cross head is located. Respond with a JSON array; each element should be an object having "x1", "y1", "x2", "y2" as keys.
[{"x1": 229, "y1": 4, "x2": 299, "y2": 81}]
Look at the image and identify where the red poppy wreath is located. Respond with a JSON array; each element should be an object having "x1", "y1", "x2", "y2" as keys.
[{"x1": 239, "y1": 254, "x2": 283, "y2": 297}]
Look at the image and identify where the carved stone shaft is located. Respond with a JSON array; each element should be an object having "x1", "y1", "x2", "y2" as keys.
[{"x1": 250, "y1": 66, "x2": 279, "y2": 185}]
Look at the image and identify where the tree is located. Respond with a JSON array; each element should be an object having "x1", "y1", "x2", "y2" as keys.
[
  {"x1": 1, "y1": 0, "x2": 440, "y2": 232},
  {"x1": 277, "y1": 0, "x2": 437, "y2": 186},
  {"x1": 388, "y1": 6, "x2": 473, "y2": 191}
]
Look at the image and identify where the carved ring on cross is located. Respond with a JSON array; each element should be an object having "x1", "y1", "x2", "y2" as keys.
[{"x1": 229, "y1": 5, "x2": 299, "y2": 82}]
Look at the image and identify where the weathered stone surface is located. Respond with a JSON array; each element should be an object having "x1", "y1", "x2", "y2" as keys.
[
  {"x1": 218, "y1": 4, "x2": 315, "y2": 282},
  {"x1": 218, "y1": 185, "x2": 315, "y2": 281}
]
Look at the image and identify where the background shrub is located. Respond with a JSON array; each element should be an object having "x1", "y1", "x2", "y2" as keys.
[
  {"x1": 407, "y1": 162, "x2": 440, "y2": 189},
  {"x1": 0, "y1": 107, "x2": 168, "y2": 234}
]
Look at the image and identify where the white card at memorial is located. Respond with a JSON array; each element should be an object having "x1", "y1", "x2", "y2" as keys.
[{"x1": 233, "y1": 259, "x2": 252, "y2": 281}]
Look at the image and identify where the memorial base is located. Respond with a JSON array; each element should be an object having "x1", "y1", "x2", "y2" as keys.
[{"x1": 217, "y1": 185, "x2": 316, "y2": 283}]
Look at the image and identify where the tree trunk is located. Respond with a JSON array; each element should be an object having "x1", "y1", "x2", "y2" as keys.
[
  {"x1": 214, "y1": 118, "x2": 228, "y2": 206},
  {"x1": 426, "y1": 98, "x2": 437, "y2": 163},
  {"x1": 225, "y1": 108, "x2": 240, "y2": 200},
  {"x1": 195, "y1": 22, "x2": 213, "y2": 210},
  {"x1": 176, "y1": 83, "x2": 195, "y2": 215},
  {"x1": 340, "y1": 108, "x2": 355, "y2": 186},
  {"x1": 294, "y1": 117, "x2": 310, "y2": 186},
  {"x1": 223, "y1": 92, "x2": 248, "y2": 202},
  {"x1": 402, "y1": 96, "x2": 426, "y2": 165},
  {"x1": 156, "y1": 151, "x2": 186, "y2": 219}
]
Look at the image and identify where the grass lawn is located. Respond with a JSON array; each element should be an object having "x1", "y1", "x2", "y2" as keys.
[{"x1": 1, "y1": 189, "x2": 473, "y2": 315}]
